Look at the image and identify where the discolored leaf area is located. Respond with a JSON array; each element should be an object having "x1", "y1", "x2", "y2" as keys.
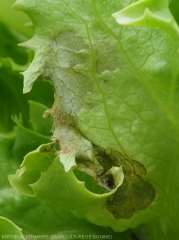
[{"x1": 105, "y1": 149, "x2": 156, "y2": 219}]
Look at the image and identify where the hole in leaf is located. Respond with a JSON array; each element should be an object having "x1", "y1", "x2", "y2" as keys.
[{"x1": 74, "y1": 169, "x2": 108, "y2": 194}]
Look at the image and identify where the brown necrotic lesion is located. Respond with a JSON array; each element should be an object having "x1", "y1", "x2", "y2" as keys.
[
  {"x1": 103, "y1": 148, "x2": 156, "y2": 219},
  {"x1": 76, "y1": 146, "x2": 156, "y2": 219}
]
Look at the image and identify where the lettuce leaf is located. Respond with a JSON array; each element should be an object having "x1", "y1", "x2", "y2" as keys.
[
  {"x1": 0, "y1": 99, "x2": 131, "y2": 238},
  {"x1": 0, "y1": 216, "x2": 25, "y2": 240},
  {"x1": 1, "y1": 0, "x2": 179, "y2": 239},
  {"x1": 112, "y1": 0, "x2": 179, "y2": 37}
]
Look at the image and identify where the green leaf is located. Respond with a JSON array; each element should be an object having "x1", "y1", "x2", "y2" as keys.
[
  {"x1": 0, "y1": 66, "x2": 54, "y2": 133},
  {"x1": 169, "y1": 0, "x2": 179, "y2": 25},
  {"x1": 0, "y1": 0, "x2": 33, "y2": 38},
  {"x1": 0, "y1": 101, "x2": 52, "y2": 189},
  {"x1": 112, "y1": 0, "x2": 179, "y2": 37},
  {"x1": 0, "y1": 189, "x2": 132, "y2": 239},
  {"x1": 0, "y1": 68, "x2": 29, "y2": 132},
  {"x1": 0, "y1": 216, "x2": 25, "y2": 240},
  {"x1": 10, "y1": 0, "x2": 179, "y2": 238},
  {"x1": 12, "y1": 113, "x2": 51, "y2": 161},
  {"x1": 0, "y1": 101, "x2": 121, "y2": 237},
  {"x1": 1, "y1": 1, "x2": 134, "y2": 238},
  {"x1": 9, "y1": 143, "x2": 126, "y2": 229},
  {"x1": 0, "y1": 22, "x2": 29, "y2": 69},
  {"x1": 2, "y1": 136, "x2": 130, "y2": 238},
  {"x1": 9, "y1": 143, "x2": 56, "y2": 196},
  {"x1": 28, "y1": 100, "x2": 53, "y2": 136},
  {"x1": 0, "y1": 131, "x2": 17, "y2": 188},
  {"x1": 0, "y1": 22, "x2": 54, "y2": 132}
]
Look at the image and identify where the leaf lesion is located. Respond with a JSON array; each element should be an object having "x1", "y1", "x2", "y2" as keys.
[
  {"x1": 76, "y1": 147, "x2": 156, "y2": 219},
  {"x1": 103, "y1": 149, "x2": 156, "y2": 219}
]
